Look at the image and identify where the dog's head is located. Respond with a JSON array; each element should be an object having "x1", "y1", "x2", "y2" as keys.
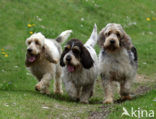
[
  {"x1": 98, "y1": 23, "x2": 132, "y2": 52},
  {"x1": 60, "y1": 39, "x2": 94, "y2": 72},
  {"x1": 25, "y1": 32, "x2": 45, "y2": 66}
]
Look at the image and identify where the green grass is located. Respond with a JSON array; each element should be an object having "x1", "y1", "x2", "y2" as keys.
[
  {"x1": 108, "y1": 89, "x2": 156, "y2": 119},
  {"x1": 0, "y1": 0, "x2": 156, "y2": 118},
  {"x1": 0, "y1": 90, "x2": 99, "y2": 119}
]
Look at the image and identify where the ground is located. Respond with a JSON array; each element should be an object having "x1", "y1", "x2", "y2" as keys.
[{"x1": 0, "y1": 0, "x2": 156, "y2": 119}]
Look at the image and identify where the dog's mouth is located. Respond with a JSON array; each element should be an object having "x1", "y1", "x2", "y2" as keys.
[
  {"x1": 28, "y1": 55, "x2": 36, "y2": 63},
  {"x1": 67, "y1": 64, "x2": 75, "y2": 72},
  {"x1": 26, "y1": 53, "x2": 39, "y2": 63}
]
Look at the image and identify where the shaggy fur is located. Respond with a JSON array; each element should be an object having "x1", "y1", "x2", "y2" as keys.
[
  {"x1": 25, "y1": 30, "x2": 72, "y2": 94},
  {"x1": 60, "y1": 25, "x2": 98, "y2": 103},
  {"x1": 98, "y1": 23, "x2": 138, "y2": 104}
]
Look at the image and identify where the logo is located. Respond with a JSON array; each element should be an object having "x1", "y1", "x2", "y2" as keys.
[{"x1": 121, "y1": 107, "x2": 154, "y2": 118}]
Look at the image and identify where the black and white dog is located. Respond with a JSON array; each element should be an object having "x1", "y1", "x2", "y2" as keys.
[
  {"x1": 60, "y1": 25, "x2": 98, "y2": 103},
  {"x1": 98, "y1": 23, "x2": 138, "y2": 104}
]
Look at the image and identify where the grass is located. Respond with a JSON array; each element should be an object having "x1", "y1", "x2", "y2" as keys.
[
  {"x1": 108, "y1": 89, "x2": 156, "y2": 119},
  {"x1": 0, "y1": 0, "x2": 156, "y2": 118}
]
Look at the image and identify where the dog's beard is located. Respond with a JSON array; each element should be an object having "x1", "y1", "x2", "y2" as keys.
[
  {"x1": 104, "y1": 44, "x2": 118, "y2": 51},
  {"x1": 26, "y1": 53, "x2": 40, "y2": 66}
]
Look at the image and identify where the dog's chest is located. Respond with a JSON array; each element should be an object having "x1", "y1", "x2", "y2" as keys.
[
  {"x1": 64, "y1": 68, "x2": 95, "y2": 86},
  {"x1": 30, "y1": 61, "x2": 55, "y2": 79},
  {"x1": 100, "y1": 51, "x2": 132, "y2": 79}
]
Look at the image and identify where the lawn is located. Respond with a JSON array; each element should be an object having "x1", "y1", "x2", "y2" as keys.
[{"x1": 0, "y1": 0, "x2": 156, "y2": 119}]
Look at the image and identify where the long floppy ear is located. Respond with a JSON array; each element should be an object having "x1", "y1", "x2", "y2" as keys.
[
  {"x1": 98, "y1": 29, "x2": 106, "y2": 48},
  {"x1": 60, "y1": 50, "x2": 66, "y2": 67},
  {"x1": 81, "y1": 46, "x2": 94, "y2": 69},
  {"x1": 131, "y1": 46, "x2": 138, "y2": 63},
  {"x1": 43, "y1": 44, "x2": 59, "y2": 64},
  {"x1": 120, "y1": 31, "x2": 133, "y2": 50}
]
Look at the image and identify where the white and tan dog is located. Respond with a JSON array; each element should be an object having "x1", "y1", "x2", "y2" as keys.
[
  {"x1": 98, "y1": 23, "x2": 138, "y2": 104},
  {"x1": 60, "y1": 25, "x2": 98, "y2": 103},
  {"x1": 25, "y1": 30, "x2": 72, "y2": 94}
]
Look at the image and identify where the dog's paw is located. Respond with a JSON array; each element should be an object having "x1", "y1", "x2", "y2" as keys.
[
  {"x1": 54, "y1": 89, "x2": 63, "y2": 95},
  {"x1": 35, "y1": 84, "x2": 50, "y2": 95},
  {"x1": 121, "y1": 95, "x2": 132, "y2": 100},
  {"x1": 80, "y1": 100, "x2": 89, "y2": 104},
  {"x1": 40, "y1": 89, "x2": 50, "y2": 95},
  {"x1": 103, "y1": 98, "x2": 113, "y2": 104},
  {"x1": 35, "y1": 84, "x2": 41, "y2": 91}
]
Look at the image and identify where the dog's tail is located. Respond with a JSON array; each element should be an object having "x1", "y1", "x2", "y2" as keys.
[
  {"x1": 56, "y1": 30, "x2": 72, "y2": 43},
  {"x1": 85, "y1": 24, "x2": 97, "y2": 48}
]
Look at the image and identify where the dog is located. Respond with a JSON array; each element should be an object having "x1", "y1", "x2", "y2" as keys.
[
  {"x1": 60, "y1": 25, "x2": 98, "y2": 103},
  {"x1": 98, "y1": 23, "x2": 138, "y2": 104},
  {"x1": 25, "y1": 30, "x2": 72, "y2": 94}
]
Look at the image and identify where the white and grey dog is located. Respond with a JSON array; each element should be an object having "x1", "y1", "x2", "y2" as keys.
[
  {"x1": 98, "y1": 23, "x2": 138, "y2": 104},
  {"x1": 60, "y1": 25, "x2": 98, "y2": 103},
  {"x1": 25, "y1": 30, "x2": 72, "y2": 94}
]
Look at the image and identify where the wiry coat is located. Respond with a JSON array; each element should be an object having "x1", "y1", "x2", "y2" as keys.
[
  {"x1": 98, "y1": 23, "x2": 138, "y2": 103},
  {"x1": 25, "y1": 30, "x2": 72, "y2": 94},
  {"x1": 60, "y1": 25, "x2": 98, "y2": 103}
]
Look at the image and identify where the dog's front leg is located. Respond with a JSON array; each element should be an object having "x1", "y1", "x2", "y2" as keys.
[
  {"x1": 35, "y1": 73, "x2": 51, "y2": 94},
  {"x1": 64, "y1": 81, "x2": 80, "y2": 101},
  {"x1": 102, "y1": 76, "x2": 113, "y2": 104},
  {"x1": 80, "y1": 84, "x2": 94, "y2": 104},
  {"x1": 120, "y1": 78, "x2": 133, "y2": 100},
  {"x1": 54, "y1": 69, "x2": 63, "y2": 94}
]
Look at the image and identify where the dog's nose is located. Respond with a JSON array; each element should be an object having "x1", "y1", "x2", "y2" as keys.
[
  {"x1": 110, "y1": 40, "x2": 115, "y2": 44},
  {"x1": 27, "y1": 48, "x2": 32, "y2": 53},
  {"x1": 66, "y1": 55, "x2": 71, "y2": 62}
]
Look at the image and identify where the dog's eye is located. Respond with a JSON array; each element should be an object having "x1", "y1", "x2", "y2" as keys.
[
  {"x1": 116, "y1": 33, "x2": 121, "y2": 38},
  {"x1": 108, "y1": 32, "x2": 111, "y2": 36},
  {"x1": 35, "y1": 41, "x2": 39, "y2": 45},
  {"x1": 28, "y1": 41, "x2": 31, "y2": 45},
  {"x1": 106, "y1": 31, "x2": 111, "y2": 36},
  {"x1": 72, "y1": 49, "x2": 80, "y2": 54},
  {"x1": 64, "y1": 47, "x2": 69, "y2": 51},
  {"x1": 64, "y1": 45, "x2": 70, "y2": 51}
]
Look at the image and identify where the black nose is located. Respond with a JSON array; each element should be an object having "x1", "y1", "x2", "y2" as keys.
[
  {"x1": 110, "y1": 40, "x2": 115, "y2": 44},
  {"x1": 66, "y1": 55, "x2": 71, "y2": 62},
  {"x1": 27, "y1": 48, "x2": 32, "y2": 53}
]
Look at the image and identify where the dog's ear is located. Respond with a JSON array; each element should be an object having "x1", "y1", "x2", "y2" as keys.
[
  {"x1": 120, "y1": 31, "x2": 133, "y2": 50},
  {"x1": 60, "y1": 50, "x2": 66, "y2": 67},
  {"x1": 81, "y1": 46, "x2": 94, "y2": 69},
  {"x1": 43, "y1": 44, "x2": 59, "y2": 64},
  {"x1": 98, "y1": 29, "x2": 106, "y2": 48},
  {"x1": 131, "y1": 46, "x2": 138, "y2": 62}
]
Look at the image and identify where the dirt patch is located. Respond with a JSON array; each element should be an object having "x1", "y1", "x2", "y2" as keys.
[
  {"x1": 135, "y1": 74, "x2": 152, "y2": 83},
  {"x1": 134, "y1": 85, "x2": 155, "y2": 96},
  {"x1": 88, "y1": 105, "x2": 113, "y2": 119}
]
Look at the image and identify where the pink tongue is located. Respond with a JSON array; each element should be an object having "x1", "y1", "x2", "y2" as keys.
[
  {"x1": 28, "y1": 56, "x2": 36, "y2": 63},
  {"x1": 67, "y1": 65, "x2": 75, "y2": 72}
]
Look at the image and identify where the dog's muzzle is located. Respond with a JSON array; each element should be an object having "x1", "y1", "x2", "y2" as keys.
[
  {"x1": 26, "y1": 50, "x2": 39, "y2": 63},
  {"x1": 27, "y1": 48, "x2": 32, "y2": 53},
  {"x1": 65, "y1": 55, "x2": 75, "y2": 72},
  {"x1": 110, "y1": 40, "x2": 115, "y2": 44}
]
